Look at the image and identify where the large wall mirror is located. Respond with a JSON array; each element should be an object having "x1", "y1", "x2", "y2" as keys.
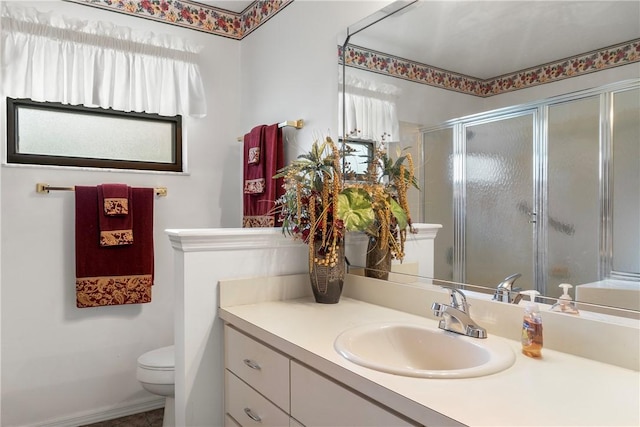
[{"x1": 339, "y1": 0, "x2": 640, "y2": 315}]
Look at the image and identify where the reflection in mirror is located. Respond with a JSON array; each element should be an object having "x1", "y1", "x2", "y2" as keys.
[
  {"x1": 612, "y1": 88, "x2": 640, "y2": 277},
  {"x1": 340, "y1": 0, "x2": 640, "y2": 315},
  {"x1": 463, "y1": 113, "x2": 534, "y2": 292},
  {"x1": 341, "y1": 138, "x2": 374, "y2": 181}
]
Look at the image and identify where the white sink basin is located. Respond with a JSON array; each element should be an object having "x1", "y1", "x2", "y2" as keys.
[{"x1": 334, "y1": 322, "x2": 515, "y2": 379}]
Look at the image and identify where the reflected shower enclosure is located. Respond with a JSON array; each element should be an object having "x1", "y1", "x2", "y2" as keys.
[{"x1": 422, "y1": 83, "x2": 640, "y2": 298}]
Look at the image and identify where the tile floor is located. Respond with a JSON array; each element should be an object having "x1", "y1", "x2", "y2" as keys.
[{"x1": 81, "y1": 408, "x2": 164, "y2": 427}]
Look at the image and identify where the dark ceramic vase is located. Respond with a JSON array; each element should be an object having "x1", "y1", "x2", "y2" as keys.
[
  {"x1": 309, "y1": 242, "x2": 345, "y2": 304},
  {"x1": 365, "y1": 236, "x2": 392, "y2": 280}
]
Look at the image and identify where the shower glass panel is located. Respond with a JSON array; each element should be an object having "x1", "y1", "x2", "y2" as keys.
[
  {"x1": 423, "y1": 128, "x2": 454, "y2": 281},
  {"x1": 464, "y1": 114, "x2": 534, "y2": 290},
  {"x1": 547, "y1": 97, "x2": 601, "y2": 297},
  {"x1": 612, "y1": 88, "x2": 640, "y2": 276}
]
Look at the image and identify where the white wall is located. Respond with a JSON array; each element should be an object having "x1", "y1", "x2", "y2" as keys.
[
  {"x1": 0, "y1": 0, "x2": 398, "y2": 425},
  {"x1": 342, "y1": 67, "x2": 486, "y2": 223},
  {"x1": 345, "y1": 57, "x2": 640, "y2": 129},
  {"x1": 0, "y1": 1, "x2": 241, "y2": 425},
  {"x1": 240, "y1": 0, "x2": 390, "y2": 160},
  {"x1": 346, "y1": 67, "x2": 486, "y2": 128}
]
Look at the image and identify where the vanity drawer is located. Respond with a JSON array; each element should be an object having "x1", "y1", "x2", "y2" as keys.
[
  {"x1": 225, "y1": 325, "x2": 290, "y2": 412},
  {"x1": 225, "y1": 413, "x2": 241, "y2": 427},
  {"x1": 290, "y1": 361, "x2": 414, "y2": 427},
  {"x1": 226, "y1": 370, "x2": 290, "y2": 427}
]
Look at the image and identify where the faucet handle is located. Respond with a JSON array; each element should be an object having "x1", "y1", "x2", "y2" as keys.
[{"x1": 442, "y1": 287, "x2": 469, "y2": 313}]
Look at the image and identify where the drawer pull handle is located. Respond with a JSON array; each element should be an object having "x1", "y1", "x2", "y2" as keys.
[
  {"x1": 243, "y1": 358, "x2": 262, "y2": 370},
  {"x1": 244, "y1": 407, "x2": 262, "y2": 422}
]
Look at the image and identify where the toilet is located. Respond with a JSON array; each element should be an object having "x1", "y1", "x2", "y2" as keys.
[{"x1": 137, "y1": 345, "x2": 175, "y2": 427}]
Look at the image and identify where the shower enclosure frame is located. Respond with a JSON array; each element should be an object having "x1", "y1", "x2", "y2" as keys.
[{"x1": 421, "y1": 79, "x2": 640, "y2": 296}]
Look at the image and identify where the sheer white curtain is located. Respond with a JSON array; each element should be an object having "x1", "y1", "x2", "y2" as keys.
[
  {"x1": 1, "y1": 4, "x2": 206, "y2": 117},
  {"x1": 339, "y1": 74, "x2": 400, "y2": 142}
]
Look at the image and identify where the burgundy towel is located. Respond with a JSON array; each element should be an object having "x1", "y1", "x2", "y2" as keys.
[
  {"x1": 243, "y1": 123, "x2": 284, "y2": 227},
  {"x1": 98, "y1": 185, "x2": 133, "y2": 246},
  {"x1": 100, "y1": 183, "x2": 129, "y2": 215},
  {"x1": 75, "y1": 186, "x2": 155, "y2": 308},
  {"x1": 243, "y1": 125, "x2": 266, "y2": 195}
]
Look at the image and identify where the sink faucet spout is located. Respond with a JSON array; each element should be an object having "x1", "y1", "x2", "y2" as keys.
[
  {"x1": 493, "y1": 273, "x2": 522, "y2": 303},
  {"x1": 431, "y1": 288, "x2": 487, "y2": 339}
]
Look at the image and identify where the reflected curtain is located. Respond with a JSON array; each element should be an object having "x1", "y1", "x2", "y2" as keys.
[
  {"x1": 339, "y1": 74, "x2": 400, "y2": 142},
  {"x1": 0, "y1": 3, "x2": 206, "y2": 118}
]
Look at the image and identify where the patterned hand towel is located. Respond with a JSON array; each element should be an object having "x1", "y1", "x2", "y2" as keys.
[
  {"x1": 243, "y1": 125, "x2": 266, "y2": 195},
  {"x1": 75, "y1": 186, "x2": 155, "y2": 308},
  {"x1": 98, "y1": 184, "x2": 133, "y2": 246},
  {"x1": 101, "y1": 183, "x2": 129, "y2": 215}
]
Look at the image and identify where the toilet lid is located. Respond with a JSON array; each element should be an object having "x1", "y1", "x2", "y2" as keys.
[{"x1": 137, "y1": 345, "x2": 174, "y2": 370}]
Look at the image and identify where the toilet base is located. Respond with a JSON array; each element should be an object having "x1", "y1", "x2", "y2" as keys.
[{"x1": 162, "y1": 397, "x2": 175, "y2": 427}]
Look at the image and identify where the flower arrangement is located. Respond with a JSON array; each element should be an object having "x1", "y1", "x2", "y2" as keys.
[
  {"x1": 338, "y1": 138, "x2": 418, "y2": 264},
  {"x1": 274, "y1": 133, "x2": 418, "y2": 288},
  {"x1": 274, "y1": 136, "x2": 344, "y2": 272}
]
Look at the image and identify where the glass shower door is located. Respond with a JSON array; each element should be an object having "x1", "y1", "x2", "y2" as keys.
[
  {"x1": 547, "y1": 96, "x2": 601, "y2": 297},
  {"x1": 612, "y1": 87, "x2": 640, "y2": 277},
  {"x1": 423, "y1": 127, "x2": 454, "y2": 281},
  {"x1": 463, "y1": 113, "x2": 535, "y2": 290}
]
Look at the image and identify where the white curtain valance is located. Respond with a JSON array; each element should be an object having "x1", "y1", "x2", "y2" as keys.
[
  {"x1": 1, "y1": 4, "x2": 207, "y2": 118},
  {"x1": 339, "y1": 74, "x2": 400, "y2": 142}
]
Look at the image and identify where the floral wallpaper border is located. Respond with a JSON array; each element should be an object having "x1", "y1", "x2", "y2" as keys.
[
  {"x1": 64, "y1": 0, "x2": 638, "y2": 95},
  {"x1": 340, "y1": 40, "x2": 640, "y2": 97},
  {"x1": 65, "y1": 0, "x2": 293, "y2": 40}
]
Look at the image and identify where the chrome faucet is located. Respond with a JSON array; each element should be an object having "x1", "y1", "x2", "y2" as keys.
[
  {"x1": 492, "y1": 273, "x2": 523, "y2": 303},
  {"x1": 431, "y1": 287, "x2": 487, "y2": 339}
]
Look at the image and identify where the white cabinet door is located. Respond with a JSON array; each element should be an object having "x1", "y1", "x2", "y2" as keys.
[{"x1": 290, "y1": 361, "x2": 414, "y2": 427}]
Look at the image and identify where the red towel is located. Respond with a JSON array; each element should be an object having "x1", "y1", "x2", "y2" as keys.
[
  {"x1": 100, "y1": 183, "x2": 129, "y2": 215},
  {"x1": 98, "y1": 184, "x2": 133, "y2": 246},
  {"x1": 243, "y1": 125, "x2": 266, "y2": 195},
  {"x1": 75, "y1": 186, "x2": 155, "y2": 308},
  {"x1": 242, "y1": 123, "x2": 284, "y2": 227}
]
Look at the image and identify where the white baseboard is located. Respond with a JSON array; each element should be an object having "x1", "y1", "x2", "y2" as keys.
[{"x1": 30, "y1": 397, "x2": 165, "y2": 427}]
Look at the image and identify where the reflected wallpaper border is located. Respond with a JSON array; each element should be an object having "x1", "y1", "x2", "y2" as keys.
[{"x1": 340, "y1": 40, "x2": 640, "y2": 97}]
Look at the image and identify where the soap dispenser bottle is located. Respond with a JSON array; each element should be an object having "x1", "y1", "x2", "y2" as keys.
[
  {"x1": 550, "y1": 283, "x2": 580, "y2": 315},
  {"x1": 521, "y1": 290, "x2": 543, "y2": 358}
]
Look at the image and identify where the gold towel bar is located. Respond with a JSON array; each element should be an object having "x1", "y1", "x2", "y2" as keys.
[
  {"x1": 36, "y1": 183, "x2": 168, "y2": 197},
  {"x1": 236, "y1": 119, "x2": 304, "y2": 142},
  {"x1": 278, "y1": 119, "x2": 304, "y2": 129}
]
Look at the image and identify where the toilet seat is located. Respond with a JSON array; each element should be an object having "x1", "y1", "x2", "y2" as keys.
[
  {"x1": 137, "y1": 345, "x2": 175, "y2": 385},
  {"x1": 138, "y1": 345, "x2": 174, "y2": 369}
]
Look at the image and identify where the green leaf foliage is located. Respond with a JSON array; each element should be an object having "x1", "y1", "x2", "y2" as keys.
[
  {"x1": 389, "y1": 198, "x2": 408, "y2": 230},
  {"x1": 337, "y1": 188, "x2": 374, "y2": 231}
]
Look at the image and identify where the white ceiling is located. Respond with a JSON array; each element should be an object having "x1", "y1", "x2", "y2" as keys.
[
  {"x1": 349, "y1": 1, "x2": 640, "y2": 79},
  {"x1": 194, "y1": 1, "x2": 254, "y2": 13}
]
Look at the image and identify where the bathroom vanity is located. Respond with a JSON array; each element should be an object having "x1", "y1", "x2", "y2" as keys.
[
  {"x1": 167, "y1": 226, "x2": 638, "y2": 426},
  {"x1": 219, "y1": 274, "x2": 639, "y2": 427},
  {"x1": 224, "y1": 324, "x2": 414, "y2": 426}
]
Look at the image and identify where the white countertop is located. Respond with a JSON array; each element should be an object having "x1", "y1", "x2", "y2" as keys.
[{"x1": 220, "y1": 293, "x2": 640, "y2": 426}]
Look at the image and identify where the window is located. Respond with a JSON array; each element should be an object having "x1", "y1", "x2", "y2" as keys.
[
  {"x1": 6, "y1": 98, "x2": 182, "y2": 172},
  {"x1": 341, "y1": 138, "x2": 374, "y2": 181}
]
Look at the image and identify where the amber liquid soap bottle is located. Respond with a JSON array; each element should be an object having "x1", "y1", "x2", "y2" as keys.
[{"x1": 521, "y1": 290, "x2": 543, "y2": 358}]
